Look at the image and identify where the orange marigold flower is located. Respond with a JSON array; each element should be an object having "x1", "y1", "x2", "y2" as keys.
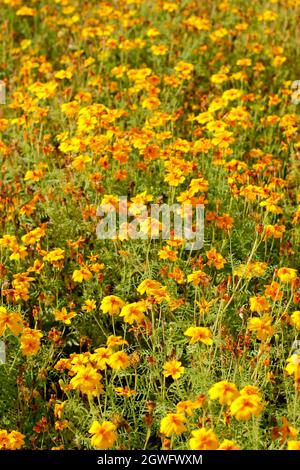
[
  {"x1": 264, "y1": 281, "x2": 283, "y2": 301},
  {"x1": 20, "y1": 328, "x2": 42, "y2": 356},
  {"x1": 0, "y1": 429, "x2": 25, "y2": 450},
  {"x1": 206, "y1": 248, "x2": 226, "y2": 269},
  {"x1": 0, "y1": 307, "x2": 23, "y2": 337}
]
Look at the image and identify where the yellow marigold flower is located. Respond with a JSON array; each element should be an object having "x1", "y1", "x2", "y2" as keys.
[
  {"x1": 9, "y1": 245, "x2": 28, "y2": 261},
  {"x1": 43, "y1": 249, "x2": 65, "y2": 263},
  {"x1": 92, "y1": 348, "x2": 112, "y2": 370},
  {"x1": 211, "y1": 130, "x2": 234, "y2": 148},
  {"x1": 16, "y1": 7, "x2": 36, "y2": 16},
  {"x1": 146, "y1": 27, "x2": 160, "y2": 38},
  {"x1": 184, "y1": 326, "x2": 213, "y2": 345},
  {"x1": 54, "y1": 69, "x2": 73, "y2": 80},
  {"x1": 61, "y1": 101, "x2": 79, "y2": 117},
  {"x1": 285, "y1": 354, "x2": 300, "y2": 377},
  {"x1": 189, "y1": 428, "x2": 219, "y2": 450},
  {"x1": 164, "y1": 169, "x2": 185, "y2": 187},
  {"x1": 258, "y1": 10, "x2": 278, "y2": 22},
  {"x1": 0, "y1": 430, "x2": 25, "y2": 450},
  {"x1": 0, "y1": 307, "x2": 23, "y2": 337},
  {"x1": 0, "y1": 234, "x2": 17, "y2": 249},
  {"x1": 72, "y1": 155, "x2": 91, "y2": 171},
  {"x1": 240, "y1": 385, "x2": 262, "y2": 398},
  {"x1": 236, "y1": 58, "x2": 252, "y2": 67},
  {"x1": 234, "y1": 261, "x2": 267, "y2": 279},
  {"x1": 20, "y1": 328, "x2": 43, "y2": 356},
  {"x1": 108, "y1": 351, "x2": 130, "y2": 370},
  {"x1": 137, "y1": 279, "x2": 162, "y2": 295},
  {"x1": 89, "y1": 421, "x2": 117, "y2": 450},
  {"x1": 54, "y1": 307, "x2": 77, "y2": 325},
  {"x1": 277, "y1": 267, "x2": 297, "y2": 283},
  {"x1": 100, "y1": 295, "x2": 125, "y2": 316},
  {"x1": 263, "y1": 224, "x2": 285, "y2": 241},
  {"x1": 150, "y1": 286, "x2": 170, "y2": 303},
  {"x1": 160, "y1": 413, "x2": 187, "y2": 437},
  {"x1": 211, "y1": 73, "x2": 229, "y2": 84},
  {"x1": 189, "y1": 177, "x2": 209, "y2": 194},
  {"x1": 163, "y1": 2, "x2": 179, "y2": 12},
  {"x1": 194, "y1": 111, "x2": 214, "y2": 125},
  {"x1": 82, "y1": 299, "x2": 97, "y2": 312},
  {"x1": 151, "y1": 44, "x2": 168, "y2": 56},
  {"x1": 287, "y1": 440, "x2": 300, "y2": 450},
  {"x1": 176, "y1": 399, "x2": 204, "y2": 416},
  {"x1": 70, "y1": 366, "x2": 103, "y2": 396},
  {"x1": 222, "y1": 88, "x2": 243, "y2": 101},
  {"x1": 106, "y1": 335, "x2": 128, "y2": 348},
  {"x1": 174, "y1": 61, "x2": 194, "y2": 79},
  {"x1": 248, "y1": 315, "x2": 274, "y2": 340},
  {"x1": 163, "y1": 359, "x2": 185, "y2": 379},
  {"x1": 290, "y1": 311, "x2": 300, "y2": 330},
  {"x1": 230, "y1": 394, "x2": 264, "y2": 421},
  {"x1": 141, "y1": 97, "x2": 161, "y2": 110},
  {"x1": 7, "y1": 430, "x2": 25, "y2": 450},
  {"x1": 54, "y1": 403, "x2": 65, "y2": 419},
  {"x1": 22, "y1": 227, "x2": 45, "y2": 245},
  {"x1": 0, "y1": 430, "x2": 9, "y2": 449},
  {"x1": 115, "y1": 386, "x2": 136, "y2": 397},
  {"x1": 218, "y1": 439, "x2": 241, "y2": 450},
  {"x1": 72, "y1": 266, "x2": 92, "y2": 283},
  {"x1": 196, "y1": 298, "x2": 215, "y2": 315},
  {"x1": 209, "y1": 380, "x2": 239, "y2": 405},
  {"x1": 187, "y1": 270, "x2": 210, "y2": 287},
  {"x1": 184, "y1": 15, "x2": 210, "y2": 31},
  {"x1": 249, "y1": 295, "x2": 270, "y2": 313},
  {"x1": 158, "y1": 245, "x2": 178, "y2": 261},
  {"x1": 119, "y1": 301, "x2": 147, "y2": 324}
]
